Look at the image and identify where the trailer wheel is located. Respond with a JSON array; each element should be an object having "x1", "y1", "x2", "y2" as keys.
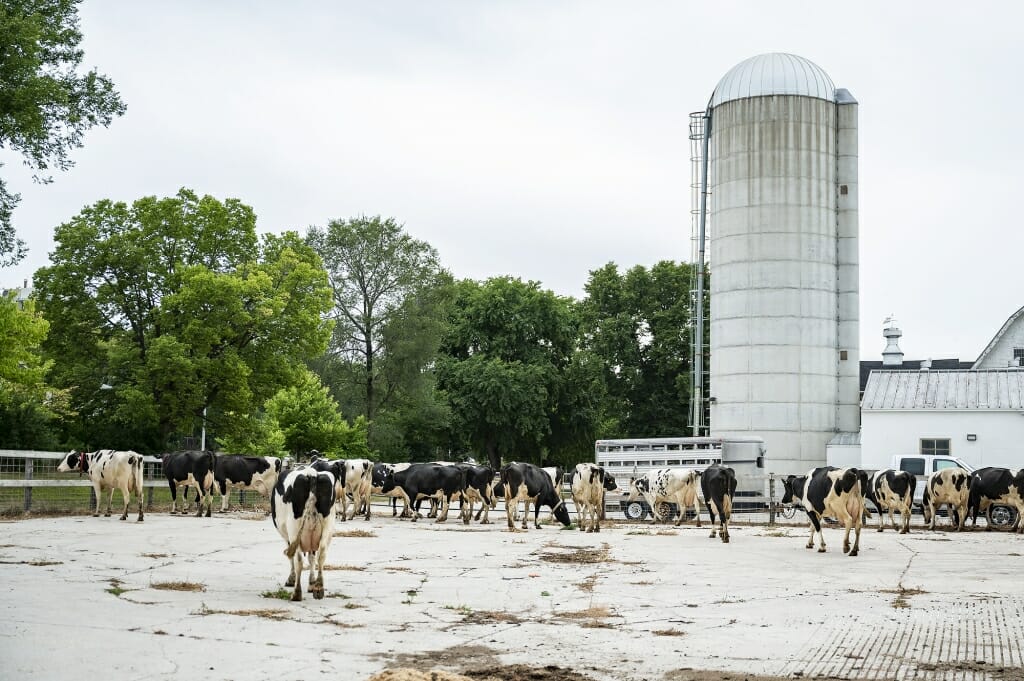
[
  {"x1": 623, "y1": 501, "x2": 647, "y2": 521},
  {"x1": 988, "y1": 505, "x2": 1018, "y2": 531}
]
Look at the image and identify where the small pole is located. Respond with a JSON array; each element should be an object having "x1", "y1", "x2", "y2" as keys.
[
  {"x1": 24, "y1": 456, "x2": 33, "y2": 512},
  {"x1": 200, "y1": 406, "x2": 207, "y2": 451},
  {"x1": 768, "y1": 472, "x2": 776, "y2": 526}
]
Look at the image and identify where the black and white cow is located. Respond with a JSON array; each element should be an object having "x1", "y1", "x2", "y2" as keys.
[
  {"x1": 867, "y1": 469, "x2": 916, "y2": 533},
  {"x1": 380, "y1": 463, "x2": 467, "y2": 523},
  {"x1": 456, "y1": 463, "x2": 496, "y2": 525},
  {"x1": 212, "y1": 455, "x2": 282, "y2": 512},
  {"x1": 700, "y1": 464, "x2": 737, "y2": 543},
  {"x1": 271, "y1": 467, "x2": 336, "y2": 601},
  {"x1": 338, "y1": 459, "x2": 373, "y2": 521},
  {"x1": 308, "y1": 457, "x2": 347, "y2": 519},
  {"x1": 798, "y1": 467, "x2": 864, "y2": 556},
  {"x1": 162, "y1": 450, "x2": 216, "y2": 517},
  {"x1": 628, "y1": 469, "x2": 702, "y2": 527},
  {"x1": 498, "y1": 462, "x2": 571, "y2": 530},
  {"x1": 922, "y1": 467, "x2": 971, "y2": 531},
  {"x1": 968, "y1": 467, "x2": 1024, "y2": 532},
  {"x1": 57, "y1": 450, "x2": 144, "y2": 521},
  {"x1": 371, "y1": 462, "x2": 413, "y2": 517},
  {"x1": 570, "y1": 463, "x2": 617, "y2": 533}
]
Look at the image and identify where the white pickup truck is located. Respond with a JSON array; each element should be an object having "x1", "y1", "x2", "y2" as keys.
[{"x1": 889, "y1": 454, "x2": 1018, "y2": 529}]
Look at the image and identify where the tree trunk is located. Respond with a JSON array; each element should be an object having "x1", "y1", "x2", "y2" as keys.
[{"x1": 486, "y1": 440, "x2": 500, "y2": 472}]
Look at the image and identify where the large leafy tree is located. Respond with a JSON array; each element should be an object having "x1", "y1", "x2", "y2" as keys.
[
  {"x1": 307, "y1": 216, "x2": 449, "y2": 453},
  {"x1": 577, "y1": 261, "x2": 696, "y2": 438},
  {"x1": 0, "y1": 291, "x2": 69, "y2": 447},
  {"x1": 33, "y1": 189, "x2": 333, "y2": 452},
  {"x1": 438, "y1": 277, "x2": 603, "y2": 470},
  {"x1": 263, "y1": 368, "x2": 370, "y2": 459},
  {"x1": 0, "y1": 0, "x2": 125, "y2": 266}
]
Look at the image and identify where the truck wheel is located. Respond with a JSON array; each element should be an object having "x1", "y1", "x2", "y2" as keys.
[
  {"x1": 624, "y1": 501, "x2": 647, "y2": 521},
  {"x1": 988, "y1": 505, "x2": 1017, "y2": 531}
]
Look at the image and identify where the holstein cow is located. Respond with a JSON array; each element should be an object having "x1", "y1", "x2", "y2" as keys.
[
  {"x1": 338, "y1": 459, "x2": 373, "y2": 521},
  {"x1": 700, "y1": 464, "x2": 737, "y2": 543},
  {"x1": 798, "y1": 467, "x2": 864, "y2": 555},
  {"x1": 380, "y1": 463, "x2": 467, "y2": 523},
  {"x1": 570, "y1": 463, "x2": 617, "y2": 533},
  {"x1": 371, "y1": 462, "x2": 413, "y2": 518},
  {"x1": 499, "y1": 462, "x2": 571, "y2": 531},
  {"x1": 162, "y1": 450, "x2": 216, "y2": 517},
  {"x1": 456, "y1": 463, "x2": 496, "y2": 524},
  {"x1": 212, "y1": 455, "x2": 282, "y2": 512},
  {"x1": 968, "y1": 467, "x2": 1024, "y2": 532},
  {"x1": 271, "y1": 467, "x2": 336, "y2": 601},
  {"x1": 868, "y1": 469, "x2": 916, "y2": 534},
  {"x1": 309, "y1": 457, "x2": 347, "y2": 520},
  {"x1": 628, "y1": 469, "x2": 702, "y2": 527},
  {"x1": 57, "y1": 450, "x2": 144, "y2": 521},
  {"x1": 922, "y1": 467, "x2": 971, "y2": 531}
]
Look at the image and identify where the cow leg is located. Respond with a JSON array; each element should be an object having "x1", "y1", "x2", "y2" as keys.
[
  {"x1": 220, "y1": 483, "x2": 230, "y2": 513},
  {"x1": 437, "y1": 493, "x2": 451, "y2": 523},
  {"x1": 707, "y1": 500, "x2": 718, "y2": 538},
  {"x1": 849, "y1": 515, "x2": 861, "y2": 557},
  {"x1": 522, "y1": 498, "x2": 531, "y2": 530},
  {"x1": 168, "y1": 481, "x2": 177, "y2": 514},
  {"x1": 290, "y1": 551, "x2": 304, "y2": 601},
  {"x1": 533, "y1": 499, "x2": 542, "y2": 530},
  {"x1": 506, "y1": 495, "x2": 516, "y2": 530},
  {"x1": 693, "y1": 494, "x2": 702, "y2": 528},
  {"x1": 204, "y1": 485, "x2": 212, "y2": 518},
  {"x1": 102, "y1": 488, "x2": 113, "y2": 516},
  {"x1": 808, "y1": 514, "x2": 825, "y2": 552},
  {"x1": 119, "y1": 486, "x2": 130, "y2": 521}
]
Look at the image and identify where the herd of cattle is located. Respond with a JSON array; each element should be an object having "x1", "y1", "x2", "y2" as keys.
[{"x1": 53, "y1": 449, "x2": 1023, "y2": 600}]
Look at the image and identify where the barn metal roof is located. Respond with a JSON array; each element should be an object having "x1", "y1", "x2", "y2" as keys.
[
  {"x1": 861, "y1": 369, "x2": 1024, "y2": 410},
  {"x1": 827, "y1": 432, "x2": 861, "y2": 446}
]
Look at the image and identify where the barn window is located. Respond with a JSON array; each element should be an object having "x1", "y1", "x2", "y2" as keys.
[
  {"x1": 1014, "y1": 348, "x2": 1024, "y2": 367},
  {"x1": 920, "y1": 438, "x2": 951, "y2": 457}
]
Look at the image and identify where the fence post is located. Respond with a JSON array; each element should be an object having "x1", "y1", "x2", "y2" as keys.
[
  {"x1": 768, "y1": 472, "x2": 776, "y2": 526},
  {"x1": 24, "y1": 456, "x2": 33, "y2": 512},
  {"x1": 239, "y1": 490, "x2": 246, "y2": 507},
  {"x1": 147, "y1": 485, "x2": 154, "y2": 510}
]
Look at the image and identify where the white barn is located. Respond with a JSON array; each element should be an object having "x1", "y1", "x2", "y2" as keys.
[{"x1": 857, "y1": 306, "x2": 1024, "y2": 470}]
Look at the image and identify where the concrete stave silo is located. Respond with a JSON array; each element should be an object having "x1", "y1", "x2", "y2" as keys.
[{"x1": 702, "y1": 53, "x2": 860, "y2": 474}]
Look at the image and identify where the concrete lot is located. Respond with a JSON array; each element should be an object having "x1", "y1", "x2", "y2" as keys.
[{"x1": 1, "y1": 510, "x2": 1022, "y2": 681}]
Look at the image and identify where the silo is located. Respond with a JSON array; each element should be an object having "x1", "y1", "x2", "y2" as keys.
[{"x1": 704, "y1": 53, "x2": 860, "y2": 474}]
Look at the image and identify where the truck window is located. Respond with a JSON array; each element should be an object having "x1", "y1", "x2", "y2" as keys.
[
  {"x1": 934, "y1": 459, "x2": 960, "y2": 472},
  {"x1": 899, "y1": 457, "x2": 925, "y2": 476}
]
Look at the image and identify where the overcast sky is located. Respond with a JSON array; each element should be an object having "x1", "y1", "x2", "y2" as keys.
[{"x1": 3, "y1": 1, "x2": 1022, "y2": 361}]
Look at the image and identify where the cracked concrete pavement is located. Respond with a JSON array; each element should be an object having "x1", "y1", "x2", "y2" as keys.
[{"x1": 1, "y1": 511, "x2": 1023, "y2": 680}]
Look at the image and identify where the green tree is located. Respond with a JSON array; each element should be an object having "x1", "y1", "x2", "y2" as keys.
[
  {"x1": 33, "y1": 189, "x2": 333, "y2": 452},
  {"x1": 307, "y1": 216, "x2": 449, "y2": 453},
  {"x1": 577, "y1": 261, "x2": 696, "y2": 438},
  {"x1": 263, "y1": 369, "x2": 370, "y2": 459},
  {"x1": 437, "y1": 277, "x2": 603, "y2": 470},
  {"x1": 0, "y1": 0, "x2": 125, "y2": 265},
  {"x1": 0, "y1": 291, "x2": 69, "y2": 447}
]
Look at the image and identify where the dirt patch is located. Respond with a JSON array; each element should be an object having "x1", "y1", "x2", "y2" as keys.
[
  {"x1": 916, "y1": 660, "x2": 1024, "y2": 680},
  {"x1": 140, "y1": 552, "x2": 170, "y2": 559},
  {"x1": 881, "y1": 585, "x2": 927, "y2": 609},
  {"x1": 335, "y1": 529, "x2": 377, "y2": 538},
  {"x1": 151, "y1": 580, "x2": 205, "y2": 592},
  {"x1": 197, "y1": 605, "x2": 291, "y2": 621},
  {"x1": 368, "y1": 666, "x2": 601, "y2": 681},
  {"x1": 324, "y1": 564, "x2": 367, "y2": 571},
  {"x1": 460, "y1": 610, "x2": 524, "y2": 626},
  {"x1": 368, "y1": 671, "x2": 473, "y2": 681},
  {"x1": 652, "y1": 628, "x2": 685, "y2": 636},
  {"x1": 0, "y1": 559, "x2": 62, "y2": 566},
  {"x1": 535, "y1": 542, "x2": 611, "y2": 565},
  {"x1": 577, "y1": 574, "x2": 598, "y2": 592}
]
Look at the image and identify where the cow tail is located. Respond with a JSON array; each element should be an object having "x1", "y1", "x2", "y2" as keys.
[{"x1": 130, "y1": 455, "x2": 143, "y2": 496}]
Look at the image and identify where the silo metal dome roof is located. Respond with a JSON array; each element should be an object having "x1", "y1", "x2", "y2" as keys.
[{"x1": 710, "y1": 53, "x2": 835, "y2": 108}]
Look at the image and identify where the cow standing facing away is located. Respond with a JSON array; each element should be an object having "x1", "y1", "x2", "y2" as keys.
[
  {"x1": 869, "y1": 469, "x2": 916, "y2": 533},
  {"x1": 271, "y1": 468, "x2": 336, "y2": 601},
  {"x1": 570, "y1": 463, "x2": 617, "y2": 533},
  {"x1": 922, "y1": 467, "x2": 971, "y2": 531},
  {"x1": 338, "y1": 459, "x2": 373, "y2": 521},
  {"x1": 499, "y1": 462, "x2": 571, "y2": 531},
  {"x1": 799, "y1": 467, "x2": 864, "y2": 556},
  {"x1": 700, "y1": 465, "x2": 737, "y2": 542},
  {"x1": 162, "y1": 450, "x2": 216, "y2": 517},
  {"x1": 456, "y1": 463, "x2": 496, "y2": 524},
  {"x1": 57, "y1": 450, "x2": 144, "y2": 521},
  {"x1": 628, "y1": 469, "x2": 702, "y2": 527},
  {"x1": 212, "y1": 455, "x2": 282, "y2": 512}
]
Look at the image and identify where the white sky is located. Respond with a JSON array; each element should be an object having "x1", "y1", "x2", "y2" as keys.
[{"x1": 3, "y1": 1, "x2": 1022, "y2": 362}]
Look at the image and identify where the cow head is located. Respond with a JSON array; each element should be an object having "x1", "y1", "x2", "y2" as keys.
[
  {"x1": 379, "y1": 469, "x2": 398, "y2": 494},
  {"x1": 627, "y1": 476, "x2": 648, "y2": 501},
  {"x1": 253, "y1": 456, "x2": 282, "y2": 494},
  {"x1": 56, "y1": 450, "x2": 84, "y2": 474},
  {"x1": 551, "y1": 497, "x2": 572, "y2": 526},
  {"x1": 601, "y1": 469, "x2": 618, "y2": 492},
  {"x1": 781, "y1": 475, "x2": 805, "y2": 505}
]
